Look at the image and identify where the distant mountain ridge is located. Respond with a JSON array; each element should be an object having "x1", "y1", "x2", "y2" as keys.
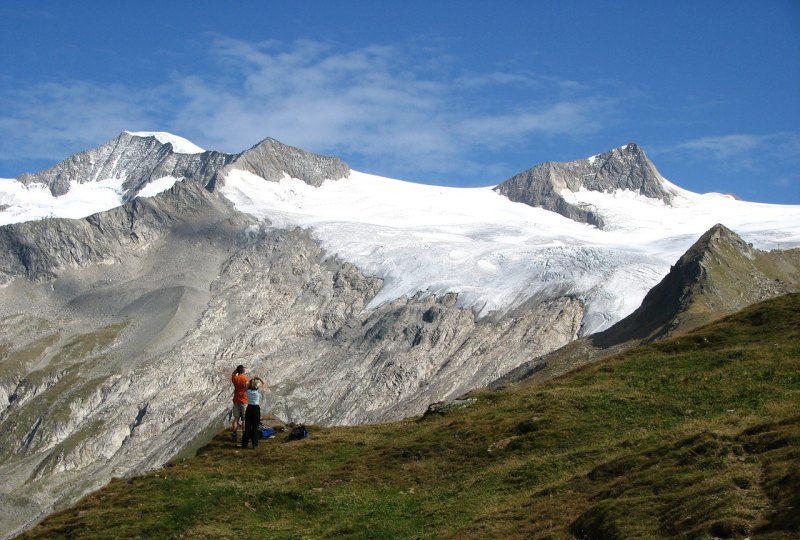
[
  {"x1": 15, "y1": 132, "x2": 350, "y2": 201},
  {"x1": 13, "y1": 135, "x2": 685, "y2": 231}
]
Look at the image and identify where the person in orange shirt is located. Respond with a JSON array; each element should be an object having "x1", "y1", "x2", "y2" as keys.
[{"x1": 231, "y1": 365, "x2": 250, "y2": 442}]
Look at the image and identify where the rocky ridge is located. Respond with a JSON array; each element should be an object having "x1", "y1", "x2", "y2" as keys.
[
  {"x1": 494, "y1": 224, "x2": 800, "y2": 388},
  {"x1": 15, "y1": 131, "x2": 349, "y2": 199},
  {"x1": 0, "y1": 179, "x2": 239, "y2": 284},
  {"x1": 591, "y1": 223, "x2": 800, "y2": 346},
  {"x1": 494, "y1": 143, "x2": 675, "y2": 227}
]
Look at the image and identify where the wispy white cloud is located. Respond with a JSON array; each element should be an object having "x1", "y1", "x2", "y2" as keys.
[
  {"x1": 769, "y1": 175, "x2": 795, "y2": 189},
  {"x1": 173, "y1": 38, "x2": 615, "y2": 180},
  {"x1": 0, "y1": 37, "x2": 615, "y2": 182},
  {"x1": 0, "y1": 81, "x2": 164, "y2": 163},
  {"x1": 661, "y1": 132, "x2": 800, "y2": 171},
  {"x1": 457, "y1": 99, "x2": 610, "y2": 145}
]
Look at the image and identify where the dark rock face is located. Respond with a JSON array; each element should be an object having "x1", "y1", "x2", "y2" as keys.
[{"x1": 494, "y1": 144, "x2": 674, "y2": 228}]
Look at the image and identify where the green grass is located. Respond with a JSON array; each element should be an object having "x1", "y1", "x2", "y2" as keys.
[
  {"x1": 20, "y1": 294, "x2": 800, "y2": 539},
  {"x1": 0, "y1": 331, "x2": 60, "y2": 380},
  {"x1": 0, "y1": 322, "x2": 128, "y2": 464}
]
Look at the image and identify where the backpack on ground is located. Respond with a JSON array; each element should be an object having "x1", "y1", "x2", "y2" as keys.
[{"x1": 287, "y1": 424, "x2": 308, "y2": 441}]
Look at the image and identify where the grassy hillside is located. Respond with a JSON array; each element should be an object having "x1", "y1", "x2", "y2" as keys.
[{"x1": 19, "y1": 294, "x2": 800, "y2": 539}]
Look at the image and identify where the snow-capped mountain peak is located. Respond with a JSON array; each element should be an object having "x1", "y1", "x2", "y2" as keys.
[
  {"x1": 494, "y1": 142, "x2": 677, "y2": 228},
  {"x1": 2, "y1": 135, "x2": 799, "y2": 334}
]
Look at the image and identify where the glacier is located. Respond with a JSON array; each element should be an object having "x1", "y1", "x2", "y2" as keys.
[{"x1": 219, "y1": 168, "x2": 800, "y2": 333}]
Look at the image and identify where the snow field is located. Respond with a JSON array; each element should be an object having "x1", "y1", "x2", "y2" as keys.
[
  {"x1": 0, "y1": 177, "x2": 127, "y2": 226},
  {"x1": 220, "y1": 169, "x2": 800, "y2": 333}
]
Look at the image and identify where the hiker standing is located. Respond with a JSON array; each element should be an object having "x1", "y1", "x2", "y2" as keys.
[
  {"x1": 242, "y1": 376, "x2": 266, "y2": 449},
  {"x1": 230, "y1": 365, "x2": 250, "y2": 443}
]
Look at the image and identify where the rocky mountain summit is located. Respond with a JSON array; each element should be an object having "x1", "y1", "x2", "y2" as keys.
[
  {"x1": 17, "y1": 132, "x2": 230, "y2": 198},
  {"x1": 593, "y1": 223, "x2": 800, "y2": 345},
  {"x1": 218, "y1": 137, "x2": 350, "y2": 188},
  {"x1": 494, "y1": 143, "x2": 675, "y2": 227},
  {"x1": 15, "y1": 131, "x2": 349, "y2": 200},
  {"x1": 1, "y1": 133, "x2": 798, "y2": 537}
]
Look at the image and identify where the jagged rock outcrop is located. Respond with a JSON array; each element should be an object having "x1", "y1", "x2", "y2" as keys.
[
  {"x1": 494, "y1": 143, "x2": 675, "y2": 227},
  {"x1": 494, "y1": 223, "x2": 800, "y2": 388}
]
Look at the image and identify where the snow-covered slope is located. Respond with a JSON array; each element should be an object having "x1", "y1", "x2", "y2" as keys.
[
  {"x1": 220, "y1": 168, "x2": 800, "y2": 334},
  {"x1": 0, "y1": 176, "x2": 128, "y2": 226}
]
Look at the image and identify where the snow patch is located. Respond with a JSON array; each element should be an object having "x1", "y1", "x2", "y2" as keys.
[
  {"x1": 126, "y1": 131, "x2": 205, "y2": 154},
  {"x1": 136, "y1": 176, "x2": 182, "y2": 198},
  {"x1": 0, "y1": 177, "x2": 126, "y2": 226}
]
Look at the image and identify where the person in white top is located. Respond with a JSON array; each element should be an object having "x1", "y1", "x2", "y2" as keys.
[{"x1": 241, "y1": 376, "x2": 266, "y2": 449}]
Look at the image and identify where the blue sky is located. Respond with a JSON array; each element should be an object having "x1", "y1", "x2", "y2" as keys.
[{"x1": 1, "y1": 1, "x2": 799, "y2": 203}]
